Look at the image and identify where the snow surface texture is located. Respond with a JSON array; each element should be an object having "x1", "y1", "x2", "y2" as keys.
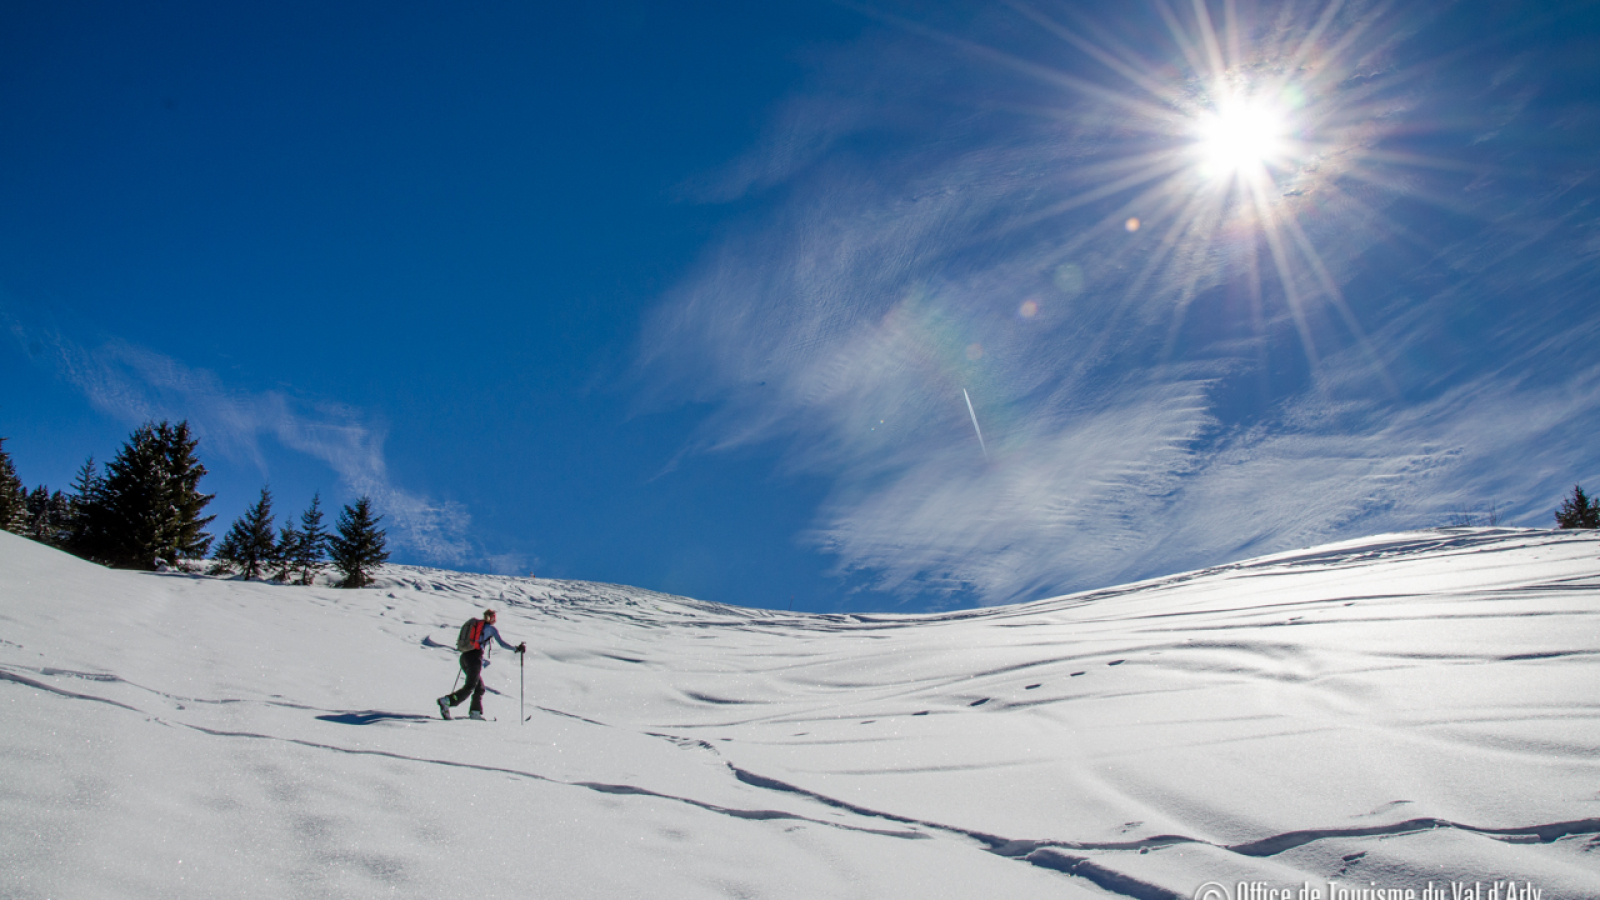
[{"x1": 1, "y1": 528, "x2": 1598, "y2": 899}]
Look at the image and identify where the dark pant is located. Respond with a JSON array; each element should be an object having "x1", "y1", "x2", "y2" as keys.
[{"x1": 446, "y1": 649, "x2": 485, "y2": 713}]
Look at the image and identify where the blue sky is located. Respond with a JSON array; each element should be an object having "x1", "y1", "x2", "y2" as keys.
[{"x1": 4, "y1": 0, "x2": 1599, "y2": 613}]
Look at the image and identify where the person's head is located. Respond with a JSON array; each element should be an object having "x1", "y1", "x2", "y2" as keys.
[{"x1": 484, "y1": 609, "x2": 497, "y2": 624}]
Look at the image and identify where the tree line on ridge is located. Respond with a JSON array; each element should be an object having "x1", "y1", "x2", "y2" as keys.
[{"x1": 0, "y1": 423, "x2": 389, "y2": 588}]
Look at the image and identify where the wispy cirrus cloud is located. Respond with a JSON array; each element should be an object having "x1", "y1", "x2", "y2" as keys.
[
  {"x1": 9, "y1": 322, "x2": 479, "y2": 567},
  {"x1": 813, "y1": 368, "x2": 1600, "y2": 604},
  {"x1": 641, "y1": 0, "x2": 1600, "y2": 606}
]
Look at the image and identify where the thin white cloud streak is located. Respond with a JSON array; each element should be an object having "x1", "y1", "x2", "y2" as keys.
[
  {"x1": 962, "y1": 389, "x2": 988, "y2": 460},
  {"x1": 642, "y1": 0, "x2": 1600, "y2": 606},
  {"x1": 11, "y1": 324, "x2": 478, "y2": 566}
]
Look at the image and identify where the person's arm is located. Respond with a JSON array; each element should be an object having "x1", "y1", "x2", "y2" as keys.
[{"x1": 487, "y1": 624, "x2": 523, "y2": 652}]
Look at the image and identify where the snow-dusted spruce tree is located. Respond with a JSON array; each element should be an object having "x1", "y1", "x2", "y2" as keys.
[
  {"x1": 271, "y1": 519, "x2": 300, "y2": 583},
  {"x1": 61, "y1": 456, "x2": 103, "y2": 558},
  {"x1": 0, "y1": 437, "x2": 26, "y2": 535},
  {"x1": 60, "y1": 458, "x2": 102, "y2": 557},
  {"x1": 1555, "y1": 484, "x2": 1600, "y2": 529},
  {"x1": 24, "y1": 486, "x2": 71, "y2": 547},
  {"x1": 77, "y1": 421, "x2": 215, "y2": 569},
  {"x1": 283, "y1": 493, "x2": 329, "y2": 585},
  {"x1": 159, "y1": 422, "x2": 216, "y2": 565},
  {"x1": 214, "y1": 487, "x2": 279, "y2": 580},
  {"x1": 328, "y1": 495, "x2": 388, "y2": 589}
]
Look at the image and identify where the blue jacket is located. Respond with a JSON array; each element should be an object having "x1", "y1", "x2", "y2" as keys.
[{"x1": 477, "y1": 622, "x2": 519, "y2": 653}]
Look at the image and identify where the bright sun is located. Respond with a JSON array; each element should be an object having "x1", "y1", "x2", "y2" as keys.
[{"x1": 1194, "y1": 95, "x2": 1289, "y2": 179}]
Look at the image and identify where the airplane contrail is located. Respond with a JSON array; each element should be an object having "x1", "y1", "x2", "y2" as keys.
[{"x1": 963, "y1": 388, "x2": 989, "y2": 461}]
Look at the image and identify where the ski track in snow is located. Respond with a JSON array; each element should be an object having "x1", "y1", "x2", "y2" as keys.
[{"x1": 3, "y1": 528, "x2": 1600, "y2": 899}]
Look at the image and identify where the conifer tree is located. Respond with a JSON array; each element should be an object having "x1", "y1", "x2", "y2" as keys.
[
  {"x1": 159, "y1": 421, "x2": 216, "y2": 562},
  {"x1": 24, "y1": 486, "x2": 71, "y2": 547},
  {"x1": 84, "y1": 429, "x2": 166, "y2": 565},
  {"x1": 271, "y1": 521, "x2": 301, "y2": 583},
  {"x1": 214, "y1": 487, "x2": 278, "y2": 580},
  {"x1": 286, "y1": 492, "x2": 329, "y2": 585},
  {"x1": 82, "y1": 421, "x2": 216, "y2": 569},
  {"x1": 23, "y1": 485, "x2": 51, "y2": 541},
  {"x1": 1555, "y1": 484, "x2": 1600, "y2": 529},
  {"x1": 328, "y1": 495, "x2": 388, "y2": 588},
  {"x1": 0, "y1": 437, "x2": 26, "y2": 535},
  {"x1": 62, "y1": 456, "x2": 105, "y2": 559}
]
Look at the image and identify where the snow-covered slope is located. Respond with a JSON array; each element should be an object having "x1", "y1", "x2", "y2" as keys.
[{"x1": 2, "y1": 528, "x2": 1597, "y2": 899}]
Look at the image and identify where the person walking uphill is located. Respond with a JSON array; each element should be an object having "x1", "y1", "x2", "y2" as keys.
[{"x1": 438, "y1": 608, "x2": 525, "y2": 720}]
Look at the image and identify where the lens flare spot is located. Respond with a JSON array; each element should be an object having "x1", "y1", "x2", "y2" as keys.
[
  {"x1": 1019, "y1": 299, "x2": 1039, "y2": 318},
  {"x1": 1052, "y1": 262, "x2": 1084, "y2": 296},
  {"x1": 965, "y1": 343, "x2": 984, "y2": 361},
  {"x1": 1125, "y1": 217, "x2": 1141, "y2": 232}
]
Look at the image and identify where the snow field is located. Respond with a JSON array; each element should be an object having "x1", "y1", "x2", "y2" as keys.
[{"x1": 2, "y1": 528, "x2": 1598, "y2": 898}]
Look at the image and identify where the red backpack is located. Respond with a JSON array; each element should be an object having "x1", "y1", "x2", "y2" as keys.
[{"x1": 456, "y1": 618, "x2": 487, "y2": 653}]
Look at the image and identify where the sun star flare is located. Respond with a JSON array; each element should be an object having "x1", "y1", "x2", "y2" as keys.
[{"x1": 1194, "y1": 93, "x2": 1290, "y2": 180}]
